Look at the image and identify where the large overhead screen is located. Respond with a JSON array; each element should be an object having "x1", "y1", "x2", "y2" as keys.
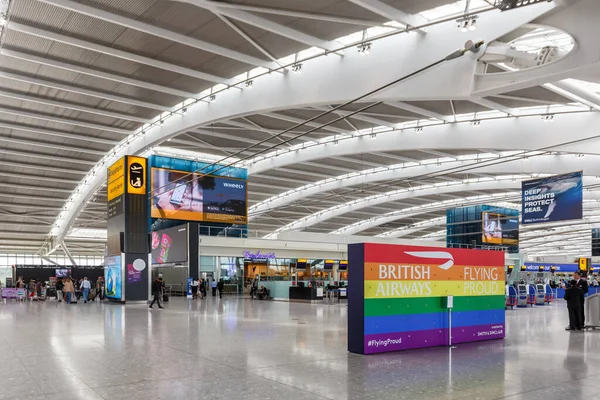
[
  {"x1": 150, "y1": 168, "x2": 248, "y2": 224},
  {"x1": 521, "y1": 172, "x2": 583, "y2": 225},
  {"x1": 482, "y1": 212, "x2": 519, "y2": 245}
]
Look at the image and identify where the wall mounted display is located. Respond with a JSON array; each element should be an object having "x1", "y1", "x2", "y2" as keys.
[
  {"x1": 481, "y1": 212, "x2": 519, "y2": 245},
  {"x1": 150, "y1": 168, "x2": 247, "y2": 224},
  {"x1": 521, "y1": 171, "x2": 582, "y2": 225},
  {"x1": 348, "y1": 243, "x2": 505, "y2": 355}
]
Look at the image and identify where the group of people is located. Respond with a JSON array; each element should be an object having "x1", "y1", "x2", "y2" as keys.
[
  {"x1": 249, "y1": 279, "x2": 269, "y2": 300},
  {"x1": 564, "y1": 271, "x2": 589, "y2": 331},
  {"x1": 54, "y1": 277, "x2": 104, "y2": 304},
  {"x1": 190, "y1": 278, "x2": 225, "y2": 299}
]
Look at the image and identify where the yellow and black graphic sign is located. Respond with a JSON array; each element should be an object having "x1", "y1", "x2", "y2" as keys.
[
  {"x1": 127, "y1": 156, "x2": 147, "y2": 195},
  {"x1": 107, "y1": 157, "x2": 125, "y2": 201}
]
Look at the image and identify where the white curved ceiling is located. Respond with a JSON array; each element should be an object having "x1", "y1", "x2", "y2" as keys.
[{"x1": 0, "y1": 0, "x2": 599, "y2": 259}]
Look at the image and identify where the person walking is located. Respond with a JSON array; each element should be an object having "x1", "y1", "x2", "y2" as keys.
[
  {"x1": 63, "y1": 278, "x2": 75, "y2": 304},
  {"x1": 55, "y1": 278, "x2": 64, "y2": 302},
  {"x1": 80, "y1": 277, "x2": 91, "y2": 303},
  {"x1": 149, "y1": 277, "x2": 164, "y2": 310},
  {"x1": 96, "y1": 278, "x2": 104, "y2": 301},
  {"x1": 199, "y1": 279, "x2": 206, "y2": 299},
  {"x1": 565, "y1": 280, "x2": 584, "y2": 330},
  {"x1": 211, "y1": 279, "x2": 217, "y2": 297},
  {"x1": 217, "y1": 279, "x2": 224, "y2": 299}
]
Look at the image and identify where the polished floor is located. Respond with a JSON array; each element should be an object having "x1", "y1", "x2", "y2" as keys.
[{"x1": 0, "y1": 296, "x2": 598, "y2": 400}]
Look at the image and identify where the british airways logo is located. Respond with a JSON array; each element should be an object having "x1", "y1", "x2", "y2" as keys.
[{"x1": 404, "y1": 251, "x2": 455, "y2": 270}]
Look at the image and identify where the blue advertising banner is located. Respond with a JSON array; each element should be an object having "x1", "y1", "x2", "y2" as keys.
[
  {"x1": 104, "y1": 255, "x2": 123, "y2": 300},
  {"x1": 521, "y1": 172, "x2": 583, "y2": 225}
]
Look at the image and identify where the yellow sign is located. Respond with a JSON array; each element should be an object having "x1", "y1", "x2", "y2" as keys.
[
  {"x1": 107, "y1": 158, "x2": 125, "y2": 201},
  {"x1": 364, "y1": 280, "x2": 504, "y2": 299},
  {"x1": 579, "y1": 258, "x2": 587, "y2": 270},
  {"x1": 127, "y1": 156, "x2": 147, "y2": 195}
]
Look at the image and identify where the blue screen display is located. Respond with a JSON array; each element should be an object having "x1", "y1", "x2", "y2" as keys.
[{"x1": 104, "y1": 255, "x2": 122, "y2": 300}]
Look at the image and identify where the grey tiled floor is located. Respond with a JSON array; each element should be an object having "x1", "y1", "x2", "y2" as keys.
[{"x1": 1, "y1": 297, "x2": 599, "y2": 400}]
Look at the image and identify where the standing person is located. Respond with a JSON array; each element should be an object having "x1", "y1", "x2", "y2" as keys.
[
  {"x1": 55, "y1": 278, "x2": 64, "y2": 302},
  {"x1": 211, "y1": 279, "x2": 217, "y2": 297},
  {"x1": 191, "y1": 278, "x2": 199, "y2": 300},
  {"x1": 35, "y1": 279, "x2": 42, "y2": 298},
  {"x1": 250, "y1": 278, "x2": 258, "y2": 300},
  {"x1": 565, "y1": 280, "x2": 584, "y2": 330},
  {"x1": 80, "y1": 277, "x2": 91, "y2": 303},
  {"x1": 63, "y1": 278, "x2": 75, "y2": 304},
  {"x1": 96, "y1": 278, "x2": 104, "y2": 301},
  {"x1": 16, "y1": 277, "x2": 23, "y2": 289},
  {"x1": 149, "y1": 277, "x2": 164, "y2": 310},
  {"x1": 199, "y1": 279, "x2": 206, "y2": 299},
  {"x1": 573, "y1": 271, "x2": 589, "y2": 326},
  {"x1": 217, "y1": 279, "x2": 224, "y2": 299}
]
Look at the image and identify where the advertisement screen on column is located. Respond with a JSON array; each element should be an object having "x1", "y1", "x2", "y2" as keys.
[
  {"x1": 521, "y1": 172, "x2": 583, "y2": 225},
  {"x1": 151, "y1": 225, "x2": 188, "y2": 265},
  {"x1": 104, "y1": 255, "x2": 122, "y2": 300},
  {"x1": 151, "y1": 168, "x2": 247, "y2": 224},
  {"x1": 482, "y1": 213, "x2": 519, "y2": 245}
]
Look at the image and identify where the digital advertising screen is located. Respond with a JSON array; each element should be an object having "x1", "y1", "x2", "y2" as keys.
[
  {"x1": 55, "y1": 268, "x2": 71, "y2": 277},
  {"x1": 151, "y1": 225, "x2": 188, "y2": 265},
  {"x1": 150, "y1": 168, "x2": 247, "y2": 224},
  {"x1": 482, "y1": 213, "x2": 519, "y2": 245},
  {"x1": 521, "y1": 171, "x2": 583, "y2": 225},
  {"x1": 104, "y1": 255, "x2": 123, "y2": 300}
]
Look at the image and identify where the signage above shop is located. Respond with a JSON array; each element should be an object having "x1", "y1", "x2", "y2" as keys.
[{"x1": 243, "y1": 250, "x2": 276, "y2": 262}]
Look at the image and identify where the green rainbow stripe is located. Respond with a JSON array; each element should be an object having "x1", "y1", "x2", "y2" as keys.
[{"x1": 364, "y1": 295, "x2": 505, "y2": 317}]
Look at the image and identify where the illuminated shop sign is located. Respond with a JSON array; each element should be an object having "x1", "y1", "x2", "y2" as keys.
[{"x1": 243, "y1": 250, "x2": 276, "y2": 262}]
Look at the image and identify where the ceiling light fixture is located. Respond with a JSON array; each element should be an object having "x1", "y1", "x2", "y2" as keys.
[
  {"x1": 245, "y1": 79, "x2": 253, "y2": 89},
  {"x1": 291, "y1": 63, "x2": 303, "y2": 74},
  {"x1": 358, "y1": 42, "x2": 372, "y2": 56},
  {"x1": 542, "y1": 114, "x2": 554, "y2": 122},
  {"x1": 470, "y1": 120, "x2": 481, "y2": 127},
  {"x1": 415, "y1": 127, "x2": 423, "y2": 132},
  {"x1": 209, "y1": 94, "x2": 216, "y2": 102}
]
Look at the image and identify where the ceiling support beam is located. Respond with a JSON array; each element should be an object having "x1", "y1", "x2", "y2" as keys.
[
  {"x1": 0, "y1": 122, "x2": 117, "y2": 146},
  {"x1": 0, "y1": 135, "x2": 106, "y2": 156},
  {"x1": 0, "y1": 149, "x2": 96, "y2": 166},
  {"x1": 470, "y1": 98, "x2": 519, "y2": 116},
  {"x1": 38, "y1": 0, "x2": 272, "y2": 70},
  {"x1": 216, "y1": 15, "x2": 281, "y2": 65},
  {"x1": 545, "y1": 81, "x2": 600, "y2": 111},
  {"x1": 1, "y1": 49, "x2": 198, "y2": 99},
  {"x1": 0, "y1": 89, "x2": 151, "y2": 123},
  {"x1": 385, "y1": 101, "x2": 453, "y2": 122},
  {"x1": 0, "y1": 161, "x2": 87, "y2": 176},
  {"x1": 61, "y1": 242, "x2": 78, "y2": 266},
  {"x1": 261, "y1": 112, "x2": 349, "y2": 135},
  {"x1": 0, "y1": 106, "x2": 132, "y2": 134},
  {"x1": 372, "y1": 152, "x2": 420, "y2": 163},
  {"x1": 418, "y1": 149, "x2": 457, "y2": 159},
  {"x1": 313, "y1": 106, "x2": 398, "y2": 129},
  {"x1": 182, "y1": 0, "x2": 339, "y2": 51},
  {"x1": 347, "y1": 0, "x2": 426, "y2": 30},
  {"x1": 0, "y1": 70, "x2": 169, "y2": 112},
  {"x1": 7, "y1": 22, "x2": 228, "y2": 84},
  {"x1": 204, "y1": 1, "x2": 382, "y2": 27}
]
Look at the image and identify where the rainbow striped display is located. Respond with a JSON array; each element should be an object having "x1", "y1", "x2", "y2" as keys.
[{"x1": 348, "y1": 243, "x2": 505, "y2": 355}]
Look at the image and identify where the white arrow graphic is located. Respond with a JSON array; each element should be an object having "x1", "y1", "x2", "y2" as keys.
[{"x1": 404, "y1": 251, "x2": 455, "y2": 270}]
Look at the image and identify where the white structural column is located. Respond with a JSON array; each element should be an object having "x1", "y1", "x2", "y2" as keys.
[
  {"x1": 249, "y1": 112, "x2": 600, "y2": 174},
  {"x1": 249, "y1": 153, "x2": 600, "y2": 219},
  {"x1": 38, "y1": 0, "x2": 274, "y2": 69},
  {"x1": 46, "y1": 4, "x2": 563, "y2": 253}
]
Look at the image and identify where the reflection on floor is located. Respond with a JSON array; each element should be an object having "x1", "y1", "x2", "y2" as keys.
[{"x1": 0, "y1": 297, "x2": 597, "y2": 400}]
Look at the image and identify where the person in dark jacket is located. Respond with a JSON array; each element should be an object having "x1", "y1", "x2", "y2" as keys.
[
  {"x1": 573, "y1": 271, "x2": 589, "y2": 325},
  {"x1": 564, "y1": 280, "x2": 584, "y2": 330},
  {"x1": 55, "y1": 278, "x2": 64, "y2": 302},
  {"x1": 217, "y1": 279, "x2": 224, "y2": 298},
  {"x1": 149, "y1": 277, "x2": 164, "y2": 310}
]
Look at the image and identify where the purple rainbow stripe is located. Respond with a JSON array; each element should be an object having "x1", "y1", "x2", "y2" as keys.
[{"x1": 363, "y1": 323, "x2": 505, "y2": 354}]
